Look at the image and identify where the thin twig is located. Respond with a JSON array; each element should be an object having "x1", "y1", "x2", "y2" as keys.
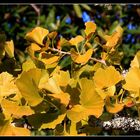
[
  {"x1": 30, "y1": 4, "x2": 40, "y2": 26},
  {"x1": 49, "y1": 47, "x2": 106, "y2": 65}
]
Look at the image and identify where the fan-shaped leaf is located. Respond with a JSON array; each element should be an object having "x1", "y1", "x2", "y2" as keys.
[
  {"x1": 71, "y1": 48, "x2": 93, "y2": 65},
  {"x1": 84, "y1": 21, "x2": 96, "y2": 36},
  {"x1": 69, "y1": 35, "x2": 84, "y2": 46},
  {"x1": 16, "y1": 68, "x2": 43, "y2": 106},
  {"x1": 25, "y1": 27, "x2": 49, "y2": 46},
  {"x1": 93, "y1": 66, "x2": 122, "y2": 89}
]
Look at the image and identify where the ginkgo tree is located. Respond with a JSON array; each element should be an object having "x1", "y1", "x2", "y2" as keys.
[{"x1": 0, "y1": 21, "x2": 139, "y2": 136}]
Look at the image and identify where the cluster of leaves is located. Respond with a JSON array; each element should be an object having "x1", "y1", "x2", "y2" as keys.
[
  {"x1": 0, "y1": 4, "x2": 140, "y2": 70},
  {"x1": 0, "y1": 21, "x2": 140, "y2": 136}
]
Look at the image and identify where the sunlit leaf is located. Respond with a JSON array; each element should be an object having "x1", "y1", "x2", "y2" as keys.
[
  {"x1": 0, "y1": 72, "x2": 21, "y2": 103},
  {"x1": 67, "y1": 78, "x2": 104, "y2": 122},
  {"x1": 16, "y1": 68, "x2": 43, "y2": 106},
  {"x1": 71, "y1": 48, "x2": 93, "y2": 65},
  {"x1": 93, "y1": 66, "x2": 122, "y2": 89},
  {"x1": 79, "y1": 78, "x2": 104, "y2": 114},
  {"x1": 1, "y1": 99, "x2": 34, "y2": 119},
  {"x1": 96, "y1": 86, "x2": 116, "y2": 99},
  {"x1": 0, "y1": 120, "x2": 30, "y2": 136},
  {"x1": 103, "y1": 25, "x2": 123, "y2": 50},
  {"x1": 67, "y1": 105, "x2": 87, "y2": 122},
  {"x1": 53, "y1": 70, "x2": 71, "y2": 87},
  {"x1": 69, "y1": 35, "x2": 84, "y2": 46},
  {"x1": 4, "y1": 40, "x2": 14, "y2": 58},
  {"x1": 130, "y1": 51, "x2": 140, "y2": 68},
  {"x1": 123, "y1": 67, "x2": 140, "y2": 92},
  {"x1": 25, "y1": 27, "x2": 49, "y2": 46},
  {"x1": 22, "y1": 58, "x2": 36, "y2": 72},
  {"x1": 84, "y1": 21, "x2": 96, "y2": 36}
]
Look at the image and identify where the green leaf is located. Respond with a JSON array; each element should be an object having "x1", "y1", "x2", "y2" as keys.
[{"x1": 73, "y1": 4, "x2": 82, "y2": 18}]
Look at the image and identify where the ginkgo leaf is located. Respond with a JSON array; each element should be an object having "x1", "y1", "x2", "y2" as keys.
[
  {"x1": 40, "y1": 113, "x2": 66, "y2": 129},
  {"x1": 69, "y1": 35, "x2": 84, "y2": 46},
  {"x1": 67, "y1": 78, "x2": 104, "y2": 122},
  {"x1": 103, "y1": 25, "x2": 123, "y2": 50},
  {"x1": 0, "y1": 72, "x2": 21, "y2": 103},
  {"x1": 40, "y1": 77, "x2": 70, "y2": 105},
  {"x1": 16, "y1": 68, "x2": 43, "y2": 106},
  {"x1": 71, "y1": 48, "x2": 93, "y2": 65},
  {"x1": 93, "y1": 66, "x2": 122, "y2": 89},
  {"x1": 52, "y1": 70, "x2": 71, "y2": 87},
  {"x1": 84, "y1": 21, "x2": 96, "y2": 36},
  {"x1": 22, "y1": 58, "x2": 36, "y2": 72},
  {"x1": 25, "y1": 27, "x2": 49, "y2": 46},
  {"x1": 105, "y1": 96, "x2": 124, "y2": 114},
  {"x1": 1, "y1": 99, "x2": 34, "y2": 119},
  {"x1": 67, "y1": 105, "x2": 87, "y2": 123},
  {"x1": 123, "y1": 67, "x2": 140, "y2": 92},
  {"x1": 39, "y1": 53, "x2": 60, "y2": 65},
  {"x1": 48, "y1": 91, "x2": 70, "y2": 106},
  {"x1": 96, "y1": 86, "x2": 116, "y2": 99},
  {"x1": 26, "y1": 43, "x2": 41, "y2": 58},
  {"x1": 4, "y1": 40, "x2": 14, "y2": 58},
  {"x1": 79, "y1": 78, "x2": 104, "y2": 116},
  {"x1": 130, "y1": 51, "x2": 140, "y2": 68},
  {"x1": 0, "y1": 120, "x2": 30, "y2": 136}
]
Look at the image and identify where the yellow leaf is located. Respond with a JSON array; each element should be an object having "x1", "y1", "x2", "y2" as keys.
[
  {"x1": 48, "y1": 91, "x2": 70, "y2": 106},
  {"x1": 123, "y1": 67, "x2": 140, "y2": 92},
  {"x1": 25, "y1": 27, "x2": 49, "y2": 46},
  {"x1": 1, "y1": 99, "x2": 34, "y2": 119},
  {"x1": 0, "y1": 72, "x2": 21, "y2": 103},
  {"x1": 71, "y1": 48, "x2": 93, "y2": 65},
  {"x1": 16, "y1": 68, "x2": 43, "y2": 106},
  {"x1": 103, "y1": 25, "x2": 123, "y2": 50},
  {"x1": 69, "y1": 35, "x2": 84, "y2": 46},
  {"x1": 0, "y1": 120, "x2": 30, "y2": 136},
  {"x1": 40, "y1": 55, "x2": 59, "y2": 65},
  {"x1": 22, "y1": 58, "x2": 36, "y2": 72},
  {"x1": 27, "y1": 43, "x2": 41, "y2": 58},
  {"x1": 40, "y1": 113, "x2": 66, "y2": 129},
  {"x1": 40, "y1": 77, "x2": 70, "y2": 105},
  {"x1": 84, "y1": 21, "x2": 96, "y2": 36},
  {"x1": 67, "y1": 105, "x2": 87, "y2": 123},
  {"x1": 4, "y1": 40, "x2": 14, "y2": 58},
  {"x1": 105, "y1": 96, "x2": 124, "y2": 114},
  {"x1": 130, "y1": 51, "x2": 140, "y2": 68},
  {"x1": 79, "y1": 78, "x2": 104, "y2": 117},
  {"x1": 93, "y1": 66, "x2": 122, "y2": 89},
  {"x1": 96, "y1": 86, "x2": 116, "y2": 99},
  {"x1": 52, "y1": 70, "x2": 71, "y2": 87},
  {"x1": 67, "y1": 78, "x2": 104, "y2": 122}
]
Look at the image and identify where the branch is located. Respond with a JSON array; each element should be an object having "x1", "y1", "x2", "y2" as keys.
[
  {"x1": 49, "y1": 48, "x2": 106, "y2": 65},
  {"x1": 30, "y1": 4, "x2": 40, "y2": 26}
]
